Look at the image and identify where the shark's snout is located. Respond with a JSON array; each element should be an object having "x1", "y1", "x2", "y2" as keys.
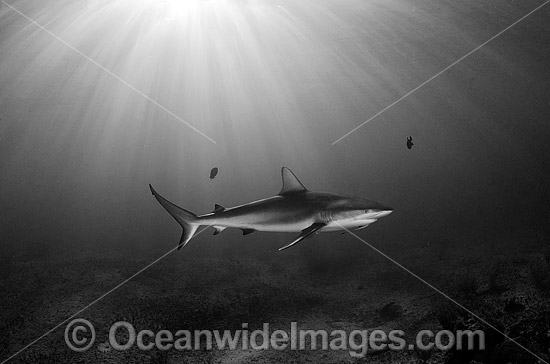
[
  {"x1": 376, "y1": 209, "x2": 393, "y2": 217},
  {"x1": 365, "y1": 207, "x2": 393, "y2": 218},
  {"x1": 382, "y1": 204, "x2": 394, "y2": 214}
]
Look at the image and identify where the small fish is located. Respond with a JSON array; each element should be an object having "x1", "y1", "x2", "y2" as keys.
[
  {"x1": 209, "y1": 167, "x2": 218, "y2": 180},
  {"x1": 406, "y1": 136, "x2": 414, "y2": 150}
]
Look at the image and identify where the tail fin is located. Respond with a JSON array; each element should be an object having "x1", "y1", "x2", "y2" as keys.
[{"x1": 149, "y1": 184, "x2": 200, "y2": 250}]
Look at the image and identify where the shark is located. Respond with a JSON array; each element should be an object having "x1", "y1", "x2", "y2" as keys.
[{"x1": 149, "y1": 167, "x2": 393, "y2": 251}]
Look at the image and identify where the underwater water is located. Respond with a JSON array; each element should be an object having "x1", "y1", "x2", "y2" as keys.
[{"x1": 1, "y1": 0, "x2": 549, "y2": 363}]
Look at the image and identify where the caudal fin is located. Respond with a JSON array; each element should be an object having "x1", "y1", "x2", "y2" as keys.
[{"x1": 149, "y1": 184, "x2": 200, "y2": 250}]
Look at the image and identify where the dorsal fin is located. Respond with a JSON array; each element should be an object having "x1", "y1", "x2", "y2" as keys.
[
  {"x1": 212, "y1": 204, "x2": 225, "y2": 213},
  {"x1": 279, "y1": 167, "x2": 307, "y2": 195}
]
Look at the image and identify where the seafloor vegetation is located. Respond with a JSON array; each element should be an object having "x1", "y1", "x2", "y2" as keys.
[{"x1": 1, "y1": 233, "x2": 549, "y2": 364}]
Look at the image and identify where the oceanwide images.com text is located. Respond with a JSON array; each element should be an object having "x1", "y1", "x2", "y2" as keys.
[{"x1": 65, "y1": 319, "x2": 485, "y2": 357}]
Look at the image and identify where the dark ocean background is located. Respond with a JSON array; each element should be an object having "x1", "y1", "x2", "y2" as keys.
[{"x1": 1, "y1": 0, "x2": 549, "y2": 363}]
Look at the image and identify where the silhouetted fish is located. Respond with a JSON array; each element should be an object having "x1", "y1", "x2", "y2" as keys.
[
  {"x1": 406, "y1": 136, "x2": 414, "y2": 150},
  {"x1": 209, "y1": 167, "x2": 218, "y2": 179}
]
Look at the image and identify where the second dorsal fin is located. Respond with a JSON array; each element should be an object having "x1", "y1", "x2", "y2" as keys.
[
  {"x1": 212, "y1": 204, "x2": 225, "y2": 213},
  {"x1": 279, "y1": 167, "x2": 307, "y2": 195}
]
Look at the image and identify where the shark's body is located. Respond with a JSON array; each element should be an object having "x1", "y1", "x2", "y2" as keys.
[{"x1": 150, "y1": 167, "x2": 393, "y2": 251}]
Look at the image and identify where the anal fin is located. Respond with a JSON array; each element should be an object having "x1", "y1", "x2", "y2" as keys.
[
  {"x1": 241, "y1": 228, "x2": 255, "y2": 236},
  {"x1": 278, "y1": 223, "x2": 326, "y2": 251}
]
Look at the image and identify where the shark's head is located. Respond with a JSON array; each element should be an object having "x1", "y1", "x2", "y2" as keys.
[
  {"x1": 327, "y1": 196, "x2": 393, "y2": 230},
  {"x1": 279, "y1": 167, "x2": 393, "y2": 231}
]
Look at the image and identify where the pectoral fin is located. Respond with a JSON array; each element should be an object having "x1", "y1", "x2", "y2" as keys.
[{"x1": 278, "y1": 223, "x2": 326, "y2": 251}]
